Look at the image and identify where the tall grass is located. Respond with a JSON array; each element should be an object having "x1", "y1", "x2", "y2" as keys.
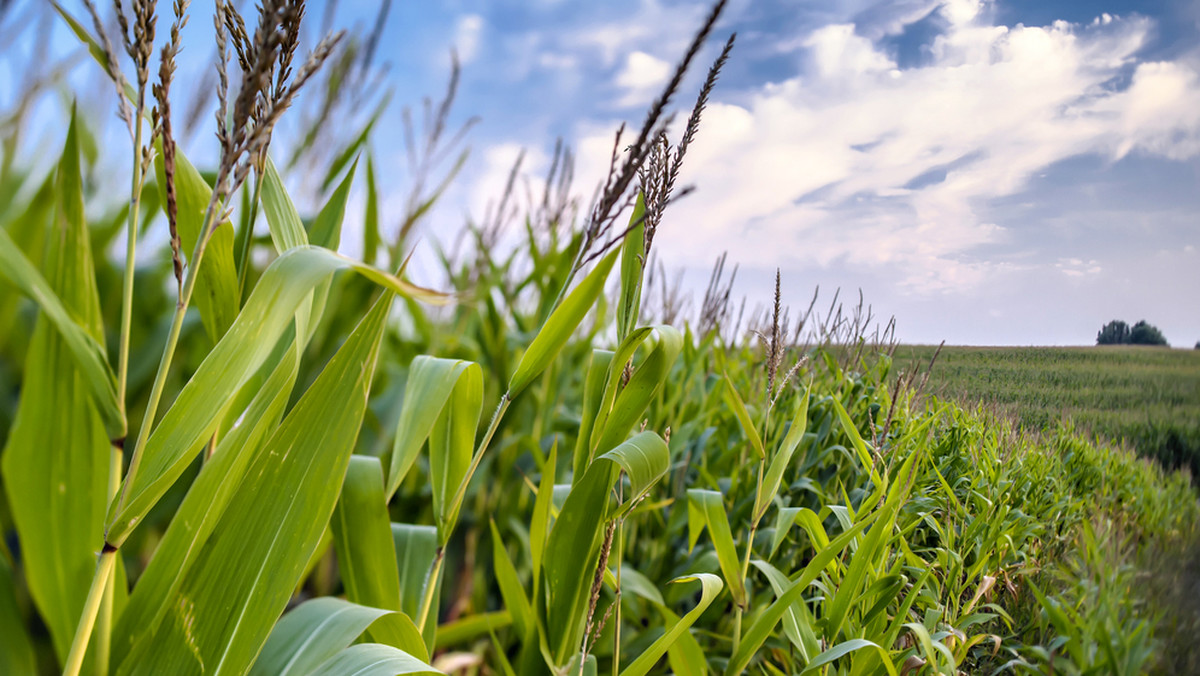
[{"x1": 0, "y1": 2, "x2": 1197, "y2": 675}]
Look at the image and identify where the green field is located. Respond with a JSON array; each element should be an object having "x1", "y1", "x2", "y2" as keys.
[{"x1": 892, "y1": 345, "x2": 1200, "y2": 479}]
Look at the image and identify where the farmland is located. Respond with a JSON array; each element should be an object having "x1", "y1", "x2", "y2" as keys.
[{"x1": 892, "y1": 345, "x2": 1200, "y2": 479}]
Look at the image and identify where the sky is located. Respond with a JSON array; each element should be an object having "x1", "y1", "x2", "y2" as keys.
[{"x1": 5, "y1": 0, "x2": 1200, "y2": 346}]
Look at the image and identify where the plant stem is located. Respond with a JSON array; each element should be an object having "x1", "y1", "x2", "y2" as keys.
[
  {"x1": 116, "y1": 121, "x2": 144, "y2": 419},
  {"x1": 416, "y1": 548, "x2": 445, "y2": 631},
  {"x1": 61, "y1": 549, "x2": 117, "y2": 676},
  {"x1": 109, "y1": 184, "x2": 225, "y2": 536}
]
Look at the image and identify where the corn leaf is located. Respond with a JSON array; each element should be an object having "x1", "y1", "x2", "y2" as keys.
[
  {"x1": 724, "y1": 513, "x2": 879, "y2": 675},
  {"x1": 508, "y1": 247, "x2": 619, "y2": 397},
  {"x1": 572, "y1": 350, "x2": 613, "y2": 483},
  {"x1": 0, "y1": 228, "x2": 121, "y2": 437},
  {"x1": 310, "y1": 157, "x2": 359, "y2": 249},
  {"x1": 430, "y1": 363, "x2": 483, "y2": 538},
  {"x1": 542, "y1": 431, "x2": 669, "y2": 666},
  {"x1": 589, "y1": 326, "x2": 682, "y2": 459},
  {"x1": 332, "y1": 456, "x2": 428, "y2": 659},
  {"x1": 392, "y1": 523, "x2": 441, "y2": 650},
  {"x1": 261, "y1": 155, "x2": 309, "y2": 251},
  {"x1": 620, "y1": 573, "x2": 723, "y2": 676},
  {"x1": 386, "y1": 357, "x2": 480, "y2": 502},
  {"x1": 0, "y1": 545, "x2": 36, "y2": 673},
  {"x1": 686, "y1": 489, "x2": 746, "y2": 608},
  {"x1": 114, "y1": 341, "x2": 299, "y2": 666},
  {"x1": 306, "y1": 644, "x2": 441, "y2": 676},
  {"x1": 799, "y1": 639, "x2": 897, "y2": 676},
  {"x1": 755, "y1": 385, "x2": 810, "y2": 519},
  {"x1": 723, "y1": 375, "x2": 765, "y2": 461},
  {"x1": 490, "y1": 520, "x2": 534, "y2": 640},
  {"x1": 615, "y1": 192, "x2": 646, "y2": 341},
  {"x1": 250, "y1": 597, "x2": 392, "y2": 676},
  {"x1": 117, "y1": 293, "x2": 393, "y2": 676},
  {"x1": 1, "y1": 114, "x2": 112, "y2": 666},
  {"x1": 106, "y1": 245, "x2": 446, "y2": 546}
]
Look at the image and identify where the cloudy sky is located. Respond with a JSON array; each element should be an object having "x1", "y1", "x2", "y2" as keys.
[{"x1": 9, "y1": 0, "x2": 1200, "y2": 345}]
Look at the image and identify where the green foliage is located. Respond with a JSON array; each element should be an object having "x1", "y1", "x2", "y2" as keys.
[
  {"x1": 892, "y1": 344, "x2": 1200, "y2": 480},
  {"x1": 1096, "y1": 319, "x2": 1129, "y2": 345},
  {"x1": 1096, "y1": 318, "x2": 1169, "y2": 346},
  {"x1": 1129, "y1": 320, "x2": 1168, "y2": 346}
]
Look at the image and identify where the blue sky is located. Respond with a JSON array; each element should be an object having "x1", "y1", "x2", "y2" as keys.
[{"x1": 6, "y1": 0, "x2": 1200, "y2": 345}]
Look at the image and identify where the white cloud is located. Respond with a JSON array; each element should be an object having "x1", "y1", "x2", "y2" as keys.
[
  {"x1": 554, "y1": 4, "x2": 1200, "y2": 295},
  {"x1": 455, "y1": 14, "x2": 484, "y2": 64},
  {"x1": 615, "y1": 51, "x2": 673, "y2": 107}
]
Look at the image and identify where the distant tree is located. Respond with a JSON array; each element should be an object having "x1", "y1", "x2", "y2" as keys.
[
  {"x1": 1129, "y1": 320, "x2": 1169, "y2": 346},
  {"x1": 1195, "y1": 340, "x2": 1200, "y2": 350},
  {"x1": 1096, "y1": 320, "x2": 1130, "y2": 345}
]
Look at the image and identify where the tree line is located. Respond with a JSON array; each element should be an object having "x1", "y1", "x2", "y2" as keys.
[{"x1": 1096, "y1": 319, "x2": 1169, "y2": 346}]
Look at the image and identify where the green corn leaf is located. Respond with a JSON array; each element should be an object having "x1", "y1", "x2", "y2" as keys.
[
  {"x1": 529, "y1": 443, "x2": 558, "y2": 592},
  {"x1": 616, "y1": 192, "x2": 646, "y2": 341},
  {"x1": 723, "y1": 375, "x2": 765, "y2": 460},
  {"x1": 0, "y1": 537, "x2": 36, "y2": 673},
  {"x1": 116, "y1": 293, "x2": 393, "y2": 676},
  {"x1": 769, "y1": 508, "x2": 802, "y2": 559},
  {"x1": 310, "y1": 157, "x2": 359, "y2": 249},
  {"x1": 154, "y1": 140, "x2": 240, "y2": 343},
  {"x1": 364, "y1": 153, "x2": 380, "y2": 264},
  {"x1": 114, "y1": 341, "x2": 299, "y2": 666},
  {"x1": 508, "y1": 247, "x2": 620, "y2": 397},
  {"x1": 900, "y1": 622, "x2": 955, "y2": 675},
  {"x1": 1, "y1": 114, "x2": 113, "y2": 666},
  {"x1": 0, "y1": 227, "x2": 121, "y2": 438},
  {"x1": 572, "y1": 350, "x2": 613, "y2": 483},
  {"x1": 542, "y1": 431, "x2": 669, "y2": 667},
  {"x1": 799, "y1": 639, "x2": 897, "y2": 676},
  {"x1": 755, "y1": 385, "x2": 810, "y2": 519},
  {"x1": 386, "y1": 357, "x2": 481, "y2": 502},
  {"x1": 822, "y1": 447, "x2": 922, "y2": 644},
  {"x1": 588, "y1": 326, "x2": 682, "y2": 460},
  {"x1": 436, "y1": 611, "x2": 512, "y2": 650},
  {"x1": 686, "y1": 489, "x2": 746, "y2": 608},
  {"x1": 620, "y1": 573, "x2": 723, "y2": 676},
  {"x1": 617, "y1": 567, "x2": 708, "y2": 676},
  {"x1": 250, "y1": 598, "x2": 392, "y2": 676},
  {"x1": 106, "y1": 245, "x2": 446, "y2": 546},
  {"x1": 430, "y1": 364, "x2": 483, "y2": 538},
  {"x1": 332, "y1": 456, "x2": 427, "y2": 658},
  {"x1": 832, "y1": 397, "x2": 885, "y2": 490},
  {"x1": 261, "y1": 155, "x2": 310, "y2": 252},
  {"x1": 306, "y1": 644, "x2": 440, "y2": 676},
  {"x1": 392, "y1": 523, "x2": 441, "y2": 650},
  {"x1": 724, "y1": 512, "x2": 879, "y2": 675},
  {"x1": 490, "y1": 520, "x2": 534, "y2": 640},
  {"x1": 751, "y1": 559, "x2": 821, "y2": 663}
]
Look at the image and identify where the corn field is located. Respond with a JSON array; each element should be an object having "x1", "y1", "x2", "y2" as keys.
[{"x1": 1, "y1": 1, "x2": 1198, "y2": 675}]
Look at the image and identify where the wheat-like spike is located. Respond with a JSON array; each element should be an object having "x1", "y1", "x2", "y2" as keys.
[
  {"x1": 132, "y1": 0, "x2": 157, "y2": 89},
  {"x1": 156, "y1": 0, "x2": 190, "y2": 292},
  {"x1": 83, "y1": 0, "x2": 135, "y2": 136},
  {"x1": 214, "y1": 0, "x2": 231, "y2": 152}
]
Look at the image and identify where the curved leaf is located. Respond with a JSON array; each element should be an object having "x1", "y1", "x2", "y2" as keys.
[{"x1": 620, "y1": 574, "x2": 723, "y2": 676}]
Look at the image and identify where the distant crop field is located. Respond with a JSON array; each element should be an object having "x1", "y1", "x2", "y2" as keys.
[{"x1": 893, "y1": 344, "x2": 1200, "y2": 478}]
